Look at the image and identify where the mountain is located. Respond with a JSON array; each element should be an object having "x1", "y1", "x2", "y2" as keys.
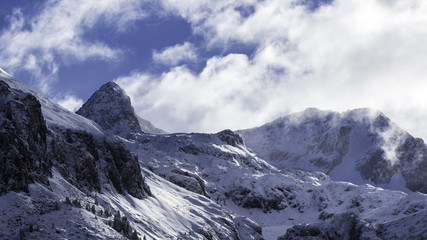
[
  {"x1": 77, "y1": 82, "x2": 165, "y2": 137},
  {"x1": 2, "y1": 67, "x2": 427, "y2": 240},
  {"x1": 0, "y1": 70, "x2": 252, "y2": 240},
  {"x1": 78, "y1": 84, "x2": 426, "y2": 239},
  {"x1": 237, "y1": 108, "x2": 427, "y2": 194},
  {"x1": 120, "y1": 127, "x2": 427, "y2": 239},
  {"x1": 0, "y1": 73, "x2": 149, "y2": 199}
]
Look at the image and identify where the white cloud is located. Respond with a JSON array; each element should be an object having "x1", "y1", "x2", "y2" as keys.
[
  {"x1": 117, "y1": 53, "x2": 293, "y2": 133},
  {"x1": 153, "y1": 42, "x2": 198, "y2": 66},
  {"x1": 56, "y1": 95, "x2": 84, "y2": 112},
  {"x1": 117, "y1": 0, "x2": 427, "y2": 140},
  {"x1": 0, "y1": 0, "x2": 146, "y2": 93}
]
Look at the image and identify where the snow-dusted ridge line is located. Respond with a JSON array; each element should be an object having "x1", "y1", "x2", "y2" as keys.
[
  {"x1": 237, "y1": 107, "x2": 427, "y2": 194},
  {"x1": 0, "y1": 73, "x2": 105, "y2": 136},
  {"x1": 0, "y1": 69, "x2": 261, "y2": 239}
]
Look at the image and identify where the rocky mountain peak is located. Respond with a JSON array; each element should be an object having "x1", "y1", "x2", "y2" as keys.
[
  {"x1": 77, "y1": 81, "x2": 165, "y2": 137},
  {"x1": 77, "y1": 81, "x2": 144, "y2": 138}
]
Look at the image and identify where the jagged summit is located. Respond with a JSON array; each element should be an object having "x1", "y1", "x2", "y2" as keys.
[{"x1": 77, "y1": 81, "x2": 164, "y2": 138}]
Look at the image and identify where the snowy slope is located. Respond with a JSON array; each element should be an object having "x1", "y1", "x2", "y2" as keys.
[
  {"x1": 0, "y1": 168, "x2": 255, "y2": 240},
  {"x1": 123, "y1": 129, "x2": 427, "y2": 239},
  {"x1": 0, "y1": 69, "x2": 104, "y2": 136},
  {"x1": 237, "y1": 108, "x2": 427, "y2": 193},
  {"x1": 0, "y1": 69, "x2": 260, "y2": 239}
]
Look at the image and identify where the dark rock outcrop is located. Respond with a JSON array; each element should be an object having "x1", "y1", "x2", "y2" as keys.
[
  {"x1": 398, "y1": 136, "x2": 427, "y2": 193},
  {"x1": 0, "y1": 81, "x2": 51, "y2": 194},
  {"x1": 50, "y1": 128, "x2": 150, "y2": 199},
  {"x1": 77, "y1": 82, "x2": 142, "y2": 138},
  {"x1": 217, "y1": 129, "x2": 244, "y2": 147},
  {"x1": 279, "y1": 213, "x2": 378, "y2": 240},
  {"x1": 77, "y1": 81, "x2": 164, "y2": 137}
]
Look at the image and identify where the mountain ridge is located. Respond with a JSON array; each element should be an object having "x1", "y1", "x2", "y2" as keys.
[
  {"x1": 237, "y1": 107, "x2": 427, "y2": 193},
  {"x1": 2, "y1": 67, "x2": 427, "y2": 239},
  {"x1": 0, "y1": 69, "x2": 259, "y2": 239}
]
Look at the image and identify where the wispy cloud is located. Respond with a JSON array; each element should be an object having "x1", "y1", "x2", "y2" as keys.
[
  {"x1": 118, "y1": 0, "x2": 427, "y2": 139},
  {"x1": 0, "y1": 0, "x2": 146, "y2": 93},
  {"x1": 153, "y1": 42, "x2": 197, "y2": 66},
  {"x1": 56, "y1": 95, "x2": 84, "y2": 112}
]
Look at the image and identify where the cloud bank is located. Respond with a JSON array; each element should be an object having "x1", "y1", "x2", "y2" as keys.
[{"x1": 117, "y1": 0, "x2": 427, "y2": 139}]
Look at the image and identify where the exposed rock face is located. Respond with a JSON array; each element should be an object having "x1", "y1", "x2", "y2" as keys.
[
  {"x1": 77, "y1": 82, "x2": 141, "y2": 137},
  {"x1": 233, "y1": 216, "x2": 263, "y2": 240},
  {"x1": 398, "y1": 136, "x2": 427, "y2": 193},
  {"x1": 218, "y1": 129, "x2": 244, "y2": 147},
  {"x1": 49, "y1": 129, "x2": 150, "y2": 198},
  {"x1": 238, "y1": 108, "x2": 427, "y2": 193},
  {"x1": 77, "y1": 82, "x2": 165, "y2": 137},
  {"x1": 279, "y1": 213, "x2": 379, "y2": 240},
  {"x1": 281, "y1": 207, "x2": 427, "y2": 240},
  {"x1": 0, "y1": 80, "x2": 150, "y2": 199},
  {"x1": 0, "y1": 81, "x2": 51, "y2": 194}
]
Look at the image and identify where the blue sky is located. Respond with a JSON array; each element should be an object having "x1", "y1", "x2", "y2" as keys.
[
  {"x1": 0, "y1": 0, "x2": 195, "y2": 98},
  {"x1": 1, "y1": 0, "x2": 427, "y2": 139}
]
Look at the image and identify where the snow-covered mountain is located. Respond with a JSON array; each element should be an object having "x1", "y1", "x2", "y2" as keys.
[
  {"x1": 237, "y1": 108, "x2": 427, "y2": 194},
  {"x1": 0, "y1": 71, "x2": 252, "y2": 240},
  {"x1": 2, "y1": 67, "x2": 427, "y2": 240},
  {"x1": 79, "y1": 83, "x2": 427, "y2": 239},
  {"x1": 117, "y1": 128, "x2": 427, "y2": 239},
  {"x1": 77, "y1": 82, "x2": 165, "y2": 137}
]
